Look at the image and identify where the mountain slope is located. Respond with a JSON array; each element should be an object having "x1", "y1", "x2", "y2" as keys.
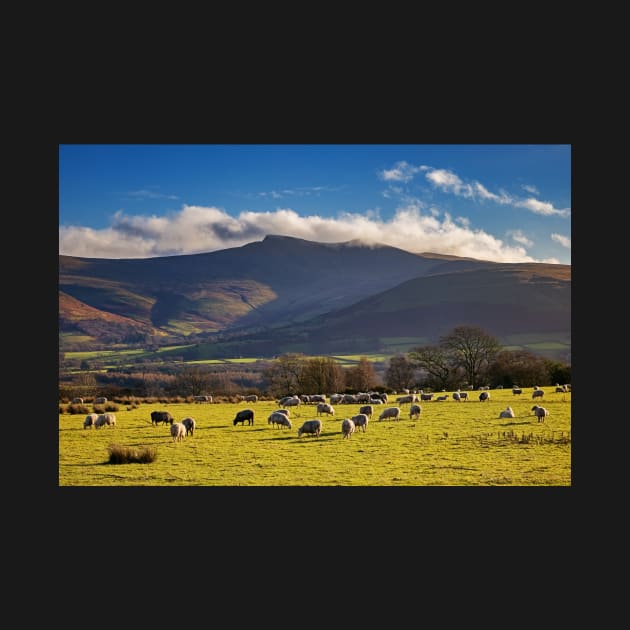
[{"x1": 59, "y1": 235, "x2": 497, "y2": 348}]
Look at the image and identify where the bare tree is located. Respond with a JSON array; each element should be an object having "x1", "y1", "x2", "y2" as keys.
[
  {"x1": 384, "y1": 355, "x2": 416, "y2": 391},
  {"x1": 300, "y1": 357, "x2": 345, "y2": 394},
  {"x1": 439, "y1": 325, "x2": 501, "y2": 389},
  {"x1": 345, "y1": 357, "x2": 379, "y2": 392},
  {"x1": 263, "y1": 353, "x2": 306, "y2": 397},
  {"x1": 408, "y1": 345, "x2": 454, "y2": 391},
  {"x1": 174, "y1": 365, "x2": 211, "y2": 397}
]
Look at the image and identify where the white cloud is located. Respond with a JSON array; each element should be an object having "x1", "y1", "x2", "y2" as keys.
[
  {"x1": 379, "y1": 161, "x2": 570, "y2": 218},
  {"x1": 522, "y1": 184, "x2": 539, "y2": 194},
  {"x1": 378, "y1": 161, "x2": 423, "y2": 183},
  {"x1": 551, "y1": 233, "x2": 571, "y2": 248},
  {"x1": 59, "y1": 204, "x2": 551, "y2": 264},
  {"x1": 506, "y1": 229, "x2": 533, "y2": 248},
  {"x1": 126, "y1": 188, "x2": 178, "y2": 200}
]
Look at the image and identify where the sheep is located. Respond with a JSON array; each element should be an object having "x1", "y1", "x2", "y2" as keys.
[
  {"x1": 193, "y1": 395, "x2": 213, "y2": 403},
  {"x1": 273, "y1": 409, "x2": 290, "y2": 417},
  {"x1": 409, "y1": 404, "x2": 422, "y2": 420},
  {"x1": 479, "y1": 391, "x2": 490, "y2": 402},
  {"x1": 341, "y1": 418, "x2": 356, "y2": 438},
  {"x1": 452, "y1": 392, "x2": 461, "y2": 402},
  {"x1": 531, "y1": 405, "x2": 549, "y2": 422},
  {"x1": 458, "y1": 392, "x2": 468, "y2": 401},
  {"x1": 268, "y1": 411, "x2": 292, "y2": 429},
  {"x1": 396, "y1": 394, "x2": 417, "y2": 404},
  {"x1": 378, "y1": 406, "x2": 401, "y2": 422},
  {"x1": 310, "y1": 395, "x2": 326, "y2": 404},
  {"x1": 83, "y1": 413, "x2": 98, "y2": 429},
  {"x1": 342, "y1": 394, "x2": 357, "y2": 403},
  {"x1": 316, "y1": 402, "x2": 335, "y2": 417},
  {"x1": 94, "y1": 397, "x2": 108, "y2": 404},
  {"x1": 555, "y1": 386, "x2": 568, "y2": 393},
  {"x1": 499, "y1": 407, "x2": 515, "y2": 419},
  {"x1": 151, "y1": 411, "x2": 174, "y2": 426},
  {"x1": 512, "y1": 387, "x2": 523, "y2": 395},
  {"x1": 72, "y1": 397, "x2": 84, "y2": 404},
  {"x1": 356, "y1": 393, "x2": 371, "y2": 403},
  {"x1": 351, "y1": 413, "x2": 369, "y2": 432},
  {"x1": 95, "y1": 413, "x2": 116, "y2": 428},
  {"x1": 284, "y1": 396, "x2": 301, "y2": 407},
  {"x1": 532, "y1": 389, "x2": 544, "y2": 399},
  {"x1": 297, "y1": 419, "x2": 322, "y2": 438},
  {"x1": 234, "y1": 409, "x2": 254, "y2": 426},
  {"x1": 420, "y1": 393, "x2": 434, "y2": 401},
  {"x1": 329, "y1": 394, "x2": 344, "y2": 404},
  {"x1": 436, "y1": 394, "x2": 449, "y2": 401},
  {"x1": 358, "y1": 405, "x2": 373, "y2": 420},
  {"x1": 171, "y1": 422, "x2": 186, "y2": 442},
  {"x1": 243, "y1": 394, "x2": 258, "y2": 403},
  {"x1": 182, "y1": 417, "x2": 196, "y2": 436}
]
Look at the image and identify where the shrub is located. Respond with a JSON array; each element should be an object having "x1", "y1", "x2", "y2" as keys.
[
  {"x1": 67, "y1": 403, "x2": 90, "y2": 415},
  {"x1": 107, "y1": 443, "x2": 158, "y2": 464}
]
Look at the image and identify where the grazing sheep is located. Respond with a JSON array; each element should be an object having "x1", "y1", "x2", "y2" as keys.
[
  {"x1": 479, "y1": 391, "x2": 490, "y2": 402},
  {"x1": 151, "y1": 411, "x2": 174, "y2": 426},
  {"x1": 329, "y1": 394, "x2": 344, "y2": 404},
  {"x1": 378, "y1": 406, "x2": 401, "y2": 422},
  {"x1": 297, "y1": 419, "x2": 322, "y2": 438},
  {"x1": 83, "y1": 413, "x2": 98, "y2": 429},
  {"x1": 396, "y1": 394, "x2": 417, "y2": 404},
  {"x1": 182, "y1": 417, "x2": 196, "y2": 436},
  {"x1": 452, "y1": 392, "x2": 461, "y2": 402},
  {"x1": 531, "y1": 405, "x2": 549, "y2": 422},
  {"x1": 499, "y1": 407, "x2": 515, "y2": 419},
  {"x1": 171, "y1": 422, "x2": 186, "y2": 442},
  {"x1": 555, "y1": 385, "x2": 568, "y2": 393},
  {"x1": 532, "y1": 389, "x2": 544, "y2": 399},
  {"x1": 420, "y1": 393, "x2": 434, "y2": 401},
  {"x1": 409, "y1": 404, "x2": 422, "y2": 420},
  {"x1": 316, "y1": 402, "x2": 335, "y2": 417},
  {"x1": 351, "y1": 413, "x2": 369, "y2": 432},
  {"x1": 95, "y1": 413, "x2": 116, "y2": 428},
  {"x1": 458, "y1": 391, "x2": 468, "y2": 401},
  {"x1": 310, "y1": 395, "x2": 326, "y2": 404},
  {"x1": 94, "y1": 397, "x2": 108, "y2": 404},
  {"x1": 268, "y1": 411, "x2": 292, "y2": 429},
  {"x1": 341, "y1": 418, "x2": 356, "y2": 438},
  {"x1": 72, "y1": 397, "x2": 84, "y2": 404},
  {"x1": 234, "y1": 409, "x2": 255, "y2": 426},
  {"x1": 243, "y1": 395, "x2": 258, "y2": 403},
  {"x1": 512, "y1": 387, "x2": 523, "y2": 395},
  {"x1": 436, "y1": 394, "x2": 449, "y2": 401},
  {"x1": 284, "y1": 396, "x2": 301, "y2": 407},
  {"x1": 359, "y1": 405, "x2": 373, "y2": 420},
  {"x1": 342, "y1": 394, "x2": 357, "y2": 404},
  {"x1": 273, "y1": 409, "x2": 290, "y2": 417},
  {"x1": 193, "y1": 395, "x2": 213, "y2": 403}
]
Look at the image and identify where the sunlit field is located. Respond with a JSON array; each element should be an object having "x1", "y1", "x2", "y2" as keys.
[{"x1": 58, "y1": 388, "x2": 571, "y2": 486}]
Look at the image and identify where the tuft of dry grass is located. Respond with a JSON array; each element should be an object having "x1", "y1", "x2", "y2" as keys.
[{"x1": 107, "y1": 443, "x2": 158, "y2": 464}]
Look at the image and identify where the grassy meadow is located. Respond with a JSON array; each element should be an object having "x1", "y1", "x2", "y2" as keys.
[{"x1": 58, "y1": 387, "x2": 571, "y2": 486}]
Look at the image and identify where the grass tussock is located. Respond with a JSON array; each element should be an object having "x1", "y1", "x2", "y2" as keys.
[
  {"x1": 107, "y1": 443, "x2": 157, "y2": 464},
  {"x1": 64, "y1": 403, "x2": 90, "y2": 414}
]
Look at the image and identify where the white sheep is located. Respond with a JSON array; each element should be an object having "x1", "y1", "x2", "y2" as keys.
[
  {"x1": 341, "y1": 418, "x2": 356, "y2": 438},
  {"x1": 95, "y1": 413, "x2": 116, "y2": 428},
  {"x1": 409, "y1": 404, "x2": 422, "y2": 420},
  {"x1": 499, "y1": 407, "x2": 515, "y2": 419},
  {"x1": 171, "y1": 422, "x2": 186, "y2": 442},
  {"x1": 351, "y1": 413, "x2": 369, "y2": 432},
  {"x1": 83, "y1": 413, "x2": 98, "y2": 429},
  {"x1": 379, "y1": 407, "x2": 401, "y2": 421}
]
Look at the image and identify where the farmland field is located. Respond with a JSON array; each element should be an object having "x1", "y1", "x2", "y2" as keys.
[{"x1": 58, "y1": 388, "x2": 571, "y2": 486}]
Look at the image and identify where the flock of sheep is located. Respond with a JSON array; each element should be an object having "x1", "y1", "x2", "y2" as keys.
[{"x1": 80, "y1": 385, "x2": 567, "y2": 441}]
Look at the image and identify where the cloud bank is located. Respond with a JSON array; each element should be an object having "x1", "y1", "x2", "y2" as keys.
[{"x1": 59, "y1": 204, "x2": 560, "y2": 263}]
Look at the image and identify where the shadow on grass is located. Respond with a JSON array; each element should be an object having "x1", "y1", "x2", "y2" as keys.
[{"x1": 499, "y1": 420, "x2": 534, "y2": 426}]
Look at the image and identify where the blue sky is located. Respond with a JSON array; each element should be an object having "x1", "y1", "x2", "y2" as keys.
[{"x1": 59, "y1": 144, "x2": 571, "y2": 264}]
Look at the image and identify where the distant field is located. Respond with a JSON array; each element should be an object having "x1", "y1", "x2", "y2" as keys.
[{"x1": 59, "y1": 388, "x2": 571, "y2": 486}]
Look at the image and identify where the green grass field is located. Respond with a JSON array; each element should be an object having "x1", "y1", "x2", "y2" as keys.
[{"x1": 58, "y1": 388, "x2": 571, "y2": 486}]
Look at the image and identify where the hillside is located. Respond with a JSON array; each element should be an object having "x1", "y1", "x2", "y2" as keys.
[{"x1": 59, "y1": 235, "x2": 496, "y2": 349}]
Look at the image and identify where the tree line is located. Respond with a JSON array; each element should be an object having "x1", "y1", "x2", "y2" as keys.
[{"x1": 59, "y1": 325, "x2": 570, "y2": 401}]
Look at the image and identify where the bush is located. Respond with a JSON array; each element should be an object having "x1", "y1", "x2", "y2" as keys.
[
  {"x1": 67, "y1": 403, "x2": 90, "y2": 415},
  {"x1": 107, "y1": 443, "x2": 158, "y2": 464}
]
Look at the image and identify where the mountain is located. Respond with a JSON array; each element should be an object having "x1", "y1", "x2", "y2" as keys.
[{"x1": 59, "y1": 235, "x2": 571, "y2": 360}]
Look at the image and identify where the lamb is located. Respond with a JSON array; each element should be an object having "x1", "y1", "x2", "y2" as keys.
[
  {"x1": 297, "y1": 419, "x2": 322, "y2": 438},
  {"x1": 83, "y1": 413, "x2": 98, "y2": 429},
  {"x1": 409, "y1": 404, "x2": 422, "y2": 420},
  {"x1": 499, "y1": 407, "x2": 515, "y2": 419},
  {"x1": 171, "y1": 422, "x2": 186, "y2": 442},
  {"x1": 182, "y1": 417, "x2": 196, "y2": 436},
  {"x1": 378, "y1": 406, "x2": 401, "y2": 422},
  {"x1": 531, "y1": 405, "x2": 549, "y2": 422},
  {"x1": 351, "y1": 414, "x2": 368, "y2": 432},
  {"x1": 341, "y1": 418, "x2": 356, "y2": 438}
]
